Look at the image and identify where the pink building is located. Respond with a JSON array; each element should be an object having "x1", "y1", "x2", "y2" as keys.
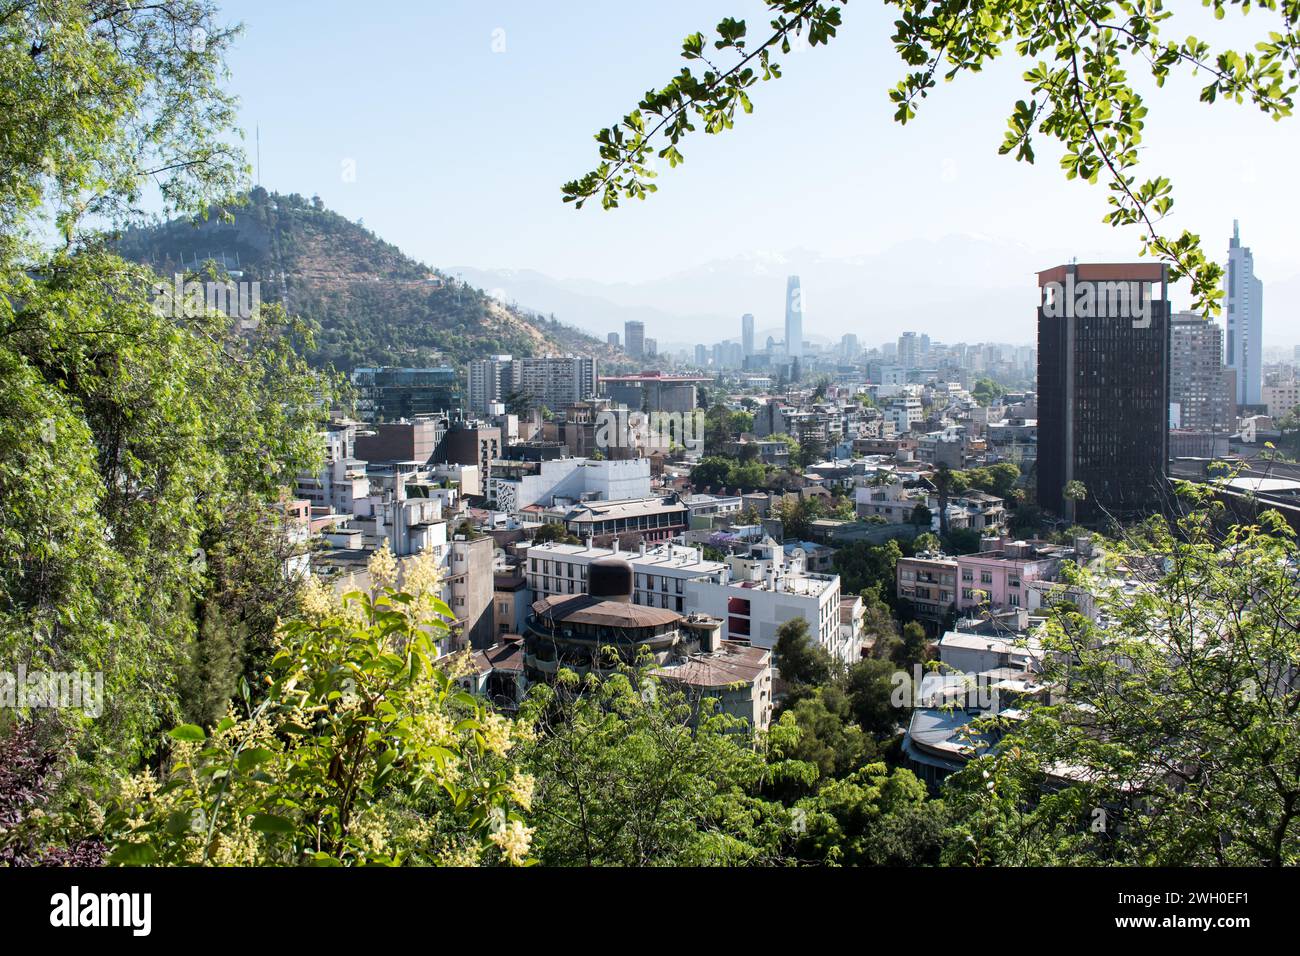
[{"x1": 956, "y1": 539, "x2": 1068, "y2": 611}]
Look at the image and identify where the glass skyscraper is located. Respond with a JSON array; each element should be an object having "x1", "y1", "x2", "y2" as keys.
[
  {"x1": 1226, "y1": 220, "x2": 1264, "y2": 408},
  {"x1": 784, "y1": 276, "x2": 803, "y2": 358}
]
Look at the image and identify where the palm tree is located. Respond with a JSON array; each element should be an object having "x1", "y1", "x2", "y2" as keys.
[
  {"x1": 1062, "y1": 480, "x2": 1088, "y2": 525},
  {"x1": 932, "y1": 463, "x2": 968, "y2": 540}
]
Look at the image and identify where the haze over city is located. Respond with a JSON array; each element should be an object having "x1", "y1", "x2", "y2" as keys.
[{"x1": 216, "y1": 0, "x2": 1299, "y2": 346}]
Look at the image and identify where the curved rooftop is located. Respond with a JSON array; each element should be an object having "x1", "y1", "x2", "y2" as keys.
[{"x1": 531, "y1": 593, "x2": 681, "y2": 630}]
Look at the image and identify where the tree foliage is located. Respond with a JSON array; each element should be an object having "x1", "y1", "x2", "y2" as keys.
[
  {"x1": 563, "y1": 0, "x2": 1300, "y2": 315},
  {"x1": 945, "y1": 489, "x2": 1300, "y2": 865},
  {"x1": 104, "y1": 556, "x2": 533, "y2": 866}
]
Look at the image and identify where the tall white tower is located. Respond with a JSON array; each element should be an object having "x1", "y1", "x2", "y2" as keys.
[
  {"x1": 1226, "y1": 220, "x2": 1264, "y2": 407},
  {"x1": 784, "y1": 276, "x2": 803, "y2": 358}
]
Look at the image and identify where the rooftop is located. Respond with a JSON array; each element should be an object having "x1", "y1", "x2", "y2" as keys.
[
  {"x1": 564, "y1": 495, "x2": 685, "y2": 522},
  {"x1": 531, "y1": 593, "x2": 682, "y2": 629},
  {"x1": 527, "y1": 540, "x2": 727, "y2": 573},
  {"x1": 656, "y1": 642, "x2": 770, "y2": 688}
]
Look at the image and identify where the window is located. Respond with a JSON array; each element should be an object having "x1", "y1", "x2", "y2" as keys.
[{"x1": 980, "y1": 571, "x2": 993, "y2": 585}]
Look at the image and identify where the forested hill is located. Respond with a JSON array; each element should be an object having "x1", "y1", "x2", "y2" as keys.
[{"x1": 115, "y1": 188, "x2": 614, "y2": 372}]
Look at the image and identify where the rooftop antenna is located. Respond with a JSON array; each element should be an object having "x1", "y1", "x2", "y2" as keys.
[{"x1": 256, "y1": 125, "x2": 261, "y2": 187}]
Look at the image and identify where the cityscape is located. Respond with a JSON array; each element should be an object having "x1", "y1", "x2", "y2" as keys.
[{"x1": 3, "y1": 0, "x2": 1300, "y2": 930}]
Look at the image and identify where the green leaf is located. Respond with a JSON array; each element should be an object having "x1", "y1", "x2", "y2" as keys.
[
  {"x1": 250, "y1": 813, "x2": 296, "y2": 834},
  {"x1": 236, "y1": 747, "x2": 276, "y2": 772},
  {"x1": 108, "y1": 842, "x2": 158, "y2": 866}
]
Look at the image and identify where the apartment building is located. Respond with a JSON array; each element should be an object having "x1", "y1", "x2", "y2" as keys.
[
  {"x1": 448, "y1": 535, "x2": 496, "y2": 649},
  {"x1": 897, "y1": 554, "x2": 959, "y2": 620},
  {"x1": 525, "y1": 538, "x2": 846, "y2": 662},
  {"x1": 854, "y1": 480, "x2": 929, "y2": 524},
  {"x1": 561, "y1": 494, "x2": 687, "y2": 544},
  {"x1": 956, "y1": 539, "x2": 1069, "y2": 611}
]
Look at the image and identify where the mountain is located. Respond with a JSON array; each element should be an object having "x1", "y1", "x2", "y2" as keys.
[
  {"x1": 115, "y1": 189, "x2": 614, "y2": 372},
  {"x1": 459, "y1": 235, "x2": 1273, "y2": 352}
]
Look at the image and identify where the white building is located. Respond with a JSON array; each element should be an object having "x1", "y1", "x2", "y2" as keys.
[
  {"x1": 525, "y1": 538, "x2": 845, "y2": 662},
  {"x1": 685, "y1": 538, "x2": 843, "y2": 661},
  {"x1": 490, "y1": 456, "x2": 651, "y2": 512},
  {"x1": 526, "y1": 540, "x2": 725, "y2": 611},
  {"x1": 296, "y1": 422, "x2": 371, "y2": 515},
  {"x1": 886, "y1": 395, "x2": 923, "y2": 435}
]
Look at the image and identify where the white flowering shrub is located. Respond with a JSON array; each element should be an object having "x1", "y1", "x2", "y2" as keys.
[{"x1": 104, "y1": 550, "x2": 532, "y2": 866}]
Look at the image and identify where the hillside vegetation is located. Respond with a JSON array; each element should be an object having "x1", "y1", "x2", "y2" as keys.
[{"x1": 116, "y1": 189, "x2": 614, "y2": 372}]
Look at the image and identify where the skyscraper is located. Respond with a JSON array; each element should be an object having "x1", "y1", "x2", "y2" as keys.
[
  {"x1": 1037, "y1": 262, "x2": 1171, "y2": 521},
  {"x1": 468, "y1": 355, "x2": 598, "y2": 415},
  {"x1": 1226, "y1": 220, "x2": 1264, "y2": 408},
  {"x1": 624, "y1": 321, "x2": 645, "y2": 360},
  {"x1": 898, "y1": 331, "x2": 918, "y2": 369},
  {"x1": 467, "y1": 354, "x2": 516, "y2": 415},
  {"x1": 784, "y1": 276, "x2": 803, "y2": 358},
  {"x1": 1170, "y1": 312, "x2": 1231, "y2": 432},
  {"x1": 741, "y1": 313, "x2": 755, "y2": 357}
]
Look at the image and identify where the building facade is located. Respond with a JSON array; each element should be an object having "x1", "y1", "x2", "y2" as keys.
[
  {"x1": 624, "y1": 321, "x2": 645, "y2": 360},
  {"x1": 352, "y1": 366, "x2": 462, "y2": 421},
  {"x1": 1169, "y1": 312, "x2": 1231, "y2": 432},
  {"x1": 1036, "y1": 262, "x2": 1171, "y2": 521},
  {"x1": 784, "y1": 275, "x2": 803, "y2": 358},
  {"x1": 1226, "y1": 221, "x2": 1264, "y2": 408}
]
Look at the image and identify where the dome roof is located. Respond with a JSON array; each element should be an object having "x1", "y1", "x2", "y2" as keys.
[{"x1": 531, "y1": 593, "x2": 681, "y2": 629}]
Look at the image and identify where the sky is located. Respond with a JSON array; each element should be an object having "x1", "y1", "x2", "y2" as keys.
[{"x1": 215, "y1": 0, "x2": 1299, "y2": 341}]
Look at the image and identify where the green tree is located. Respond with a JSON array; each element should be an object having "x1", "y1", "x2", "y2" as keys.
[
  {"x1": 2, "y1": 1, "x2": 330, "y2": 771},
  {"x1": 843, "y1": 658, "x2": 906, "y2": 738},
  {"x1": 945, "y1": 490, "x2": 1300, "y2": 865},
  {"x1": 104, "y1": 553, "x2": 532, "y2": 866},
  {"x1": 834, "y1": 540, "x2": 903, "y2": 598},
  {"x1": 912, "y1": 532, "x2": 942, "y2": 554},
  {"x1": 777, "y1": 687, "x2": 877, "y2": 787},
  {"x1": 533, "y1": 522, "x2": 581, "y2": 545},
  {"x1": 964, "y1": 462, "x2": 1022, "y2": 500},
  {"x1": 519, "y1": 659, "x2": 788, "y2": 866},
  {"x1": 910, "y1": 503, "x2": 933, "y2": 534},
  {"x1": 1062, "y1": 479, "x2": 1089, "y2": 523},
  {"x1": 892, "y1": 621, "x2": 930, "y2": 670},
  {"x1": 971, "y1": 378, "x2": 1006, "y2": 408},
  {"x1": 773, "y1": 617, "x2": 832, "y2": 688},
  {"x1": 793, "y1": 763, "x2": 948, "y2": 866}
]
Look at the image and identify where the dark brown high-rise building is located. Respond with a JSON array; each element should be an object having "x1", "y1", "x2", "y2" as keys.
[{"x1": 1037, "y1": 262, "x2": 1170, "y2": 522}]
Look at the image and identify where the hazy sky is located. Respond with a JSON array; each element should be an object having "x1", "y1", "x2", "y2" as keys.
[{"x1": 217, "y1": 0, "x2": 1298, "y2": 319}]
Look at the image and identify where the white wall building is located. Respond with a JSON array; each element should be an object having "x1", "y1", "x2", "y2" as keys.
[
  {"x1": 491, "y1": 457, "x2": 651, "y2": 511},
  {"x1": 525, "y1": 538, "x2": 845, "y2": 662}
]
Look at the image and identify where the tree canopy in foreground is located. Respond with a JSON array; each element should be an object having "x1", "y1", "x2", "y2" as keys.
[{"x1": 563, "y1": 0, "x2": 1300, "y2": 315}]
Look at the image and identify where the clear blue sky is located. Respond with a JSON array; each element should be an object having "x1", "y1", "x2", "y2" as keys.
[{"x1": 217, "y1": 0, "x2": 1298, "y2": 301}]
